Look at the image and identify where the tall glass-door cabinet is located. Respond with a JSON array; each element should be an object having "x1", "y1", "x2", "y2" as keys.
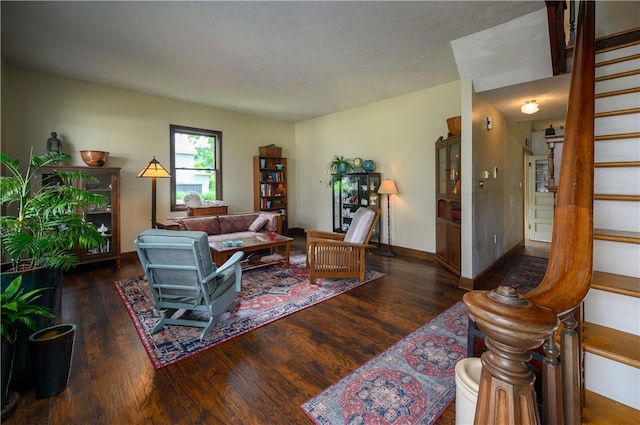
[
  {"x1": 435, "y1": 134, "x2": 461, "y2": 275},
  {"x1": 332, "y1": 172, "x2": 381, "y2": 246}
]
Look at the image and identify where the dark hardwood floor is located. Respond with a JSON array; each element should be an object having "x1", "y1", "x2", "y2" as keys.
[{"x1": 4, "y1": 234, "x2": 548, "y2": 424}]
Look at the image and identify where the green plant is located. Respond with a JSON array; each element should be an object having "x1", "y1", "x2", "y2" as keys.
[
  {"x1": 0, "y1": 149, "x2": 107, "y2": 271},
  {"x1": 326, "y1": 155, "x2": 354, "y2": 185},
  {"x1": 1, "y1": 275, "x2": 54, "y2": 343}
]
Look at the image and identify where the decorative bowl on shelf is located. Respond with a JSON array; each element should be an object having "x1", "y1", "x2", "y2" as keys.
[
  {"x1": 80, "y1": 150, "x2": 110, "y2": 167},
  {"x1": 275, "y1": 164, "x2": 285, "y2": 170}
]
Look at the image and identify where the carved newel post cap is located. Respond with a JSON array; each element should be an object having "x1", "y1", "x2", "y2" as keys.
[
  {"x1": 463, "y1": 287, "x2": 558, "y2": 350},
  {"x1": 488, "y1": 286, "x2": 527, "y2": 306}
]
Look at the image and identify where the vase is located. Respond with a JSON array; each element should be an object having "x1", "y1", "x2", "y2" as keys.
[
  {"x1": 338, "y1": 163, "x2": 348, "y2": 174},
  {"x1": 28, "y1": 324, "x2": 76, "y2": 398},
  {"x1": 1, "y1": 330, "x2": 17, "y2": 413},
  {"x1": 363, "y1": 160, "x2": 375, "y2": 173},
  {"x1": 0, "y1": 264, "x2": 61, "y2": 390}
]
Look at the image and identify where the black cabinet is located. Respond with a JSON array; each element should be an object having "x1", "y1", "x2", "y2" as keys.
[{"x1": 332, "y1": 173, "x2": 381, "y2": 245}]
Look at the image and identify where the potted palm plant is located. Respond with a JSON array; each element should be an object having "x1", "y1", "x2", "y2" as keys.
[
  {"x1": 1, "y1": 275, "x2": 54, "y2": 417},
  {"x1": 326, "y1": 155, "x2": 354, "y2": 185},
  {"x1": 0, "y1": 149, "x2": 106, "y2": 388}
]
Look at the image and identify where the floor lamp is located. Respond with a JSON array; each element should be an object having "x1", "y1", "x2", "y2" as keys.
[
  {"x1": 377, "y1": 179, "x2": 398, "y2": 257},
  {"x1": 137, "y1": 156, "x2": 171, "y2": 228}
]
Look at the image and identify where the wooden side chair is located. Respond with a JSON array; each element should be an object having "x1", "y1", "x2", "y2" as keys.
[
  {"x1": 305, "y1": 207, "x2": 381, "y2": 284},
  {"x1": 134, "y1": 229, "x2": 244, "y2": 340}
]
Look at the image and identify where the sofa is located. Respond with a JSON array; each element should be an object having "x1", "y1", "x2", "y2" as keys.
[{"x1": 174, "y1": 212, "x2": 283, "y2": 243}]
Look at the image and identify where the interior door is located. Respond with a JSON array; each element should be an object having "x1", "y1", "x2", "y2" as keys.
[{"x1": 528, "y1": 155, "x2": 555, "y2": 242}]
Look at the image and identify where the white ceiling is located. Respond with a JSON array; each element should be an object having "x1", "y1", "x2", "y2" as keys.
[{"x1": 1, "y1": 1, "x2": 573, "y2": 123}]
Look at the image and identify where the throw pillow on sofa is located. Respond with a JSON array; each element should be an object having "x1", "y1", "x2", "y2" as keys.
[
  {"x1": 176, "y1": 217, "x2": 221, "y2": 235},
  {"x1": 249, "y1": 216, "x2": 269, "y2": 232},
  {"x1": 218, "y1": 214, "x2": 258, "y2": 234}
]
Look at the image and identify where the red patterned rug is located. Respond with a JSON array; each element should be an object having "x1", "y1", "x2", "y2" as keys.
[
  {"x1": 301, "y1": 255, "x2": 548, "y2": 425},
  {"x1": 302, "y1": 302, "x2": 469, "y2": 425},
  {"x1": 115, "y1": 255, "x2": 384, "y2": 369}
]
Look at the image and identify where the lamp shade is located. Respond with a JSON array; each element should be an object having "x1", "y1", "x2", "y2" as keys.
[
  {"x1": 378, "y1": 179, "x2": 398, "y2": 195},
  {"x1": 137, "y1": 156, "x2": 171, "y2": 178},
  {"x1": 521, "y1": 100, "x2": 540, "y2": 114}
]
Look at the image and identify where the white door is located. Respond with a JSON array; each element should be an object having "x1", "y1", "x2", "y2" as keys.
[{"x1": 528, "y1": 155, "x2": 555, "y2": 242}]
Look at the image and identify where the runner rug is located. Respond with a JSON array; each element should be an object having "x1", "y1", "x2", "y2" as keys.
[
  {"x1": 499, "y1": 255, "x2": 549, "y2": 293},
  {"x1": 115, "y1": 254, "x2": 384, "y2": 369},
  {"x1": 302, "y1": 302, "x2": 469, "y2": 425},
  {"x1": 301, "y1": 255, "x2": 548, "y2": 425}
]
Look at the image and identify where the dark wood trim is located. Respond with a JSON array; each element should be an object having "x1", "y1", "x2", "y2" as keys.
[
  {"x1": 120, "y1": 250, "x2": 139, "y2": 262},
  {"x1": 595, "y1": 28, "x2": 640, "y2": 53},
  {"x1": 546, "y1": 1, "x2": 567, "y2": 75},
  {"x1": 458, "y1": 241, "x2": 525, "y2": 291}
]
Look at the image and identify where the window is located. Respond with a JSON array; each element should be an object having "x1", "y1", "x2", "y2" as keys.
[{"x1": 170, "y1": 125, "x2": 222, "y2": 211}]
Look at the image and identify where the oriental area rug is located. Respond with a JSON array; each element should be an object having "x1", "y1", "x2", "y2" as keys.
[
  {"x1": 499, "y1": 255, "x2": 549, "y2": 293},
  {"x1": 115, "y1": 255, "x2": 384, "y2": 369},
  {"x1": 301, "y1": 255, "x2": 548, "y2": 425}
]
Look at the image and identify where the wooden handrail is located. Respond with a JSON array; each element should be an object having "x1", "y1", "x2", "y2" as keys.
[
  {"x1": 463, "y1": 1, "x2": 595, "y2": 424},
  {"x1": 525, "y1": 0, "x2": 594, "y2": 316}
]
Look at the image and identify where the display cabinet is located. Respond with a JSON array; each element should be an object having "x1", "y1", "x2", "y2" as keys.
[
  {"x1": 40, "y1": 165, "x2": 121, "y2": 267},
  {"x1": 435, "y1": 134, "x2": 461, "y2": 275},
  {"x1": 332, "y1": 173, "x2": 381, "y2": 245},
  {"x1": 253, "y1": 156, "x2": 288, "y2": 233}
]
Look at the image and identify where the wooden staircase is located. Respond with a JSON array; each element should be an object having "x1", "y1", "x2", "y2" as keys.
[
  {"x1": 581, "y1": 32, "x2": 640, "y2": 423},
  {"x1": 463, "y1": 2, "x2": 640, "y2": 423}
]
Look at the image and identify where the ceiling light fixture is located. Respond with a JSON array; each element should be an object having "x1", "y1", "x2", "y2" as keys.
[{"x1": 521, "y1": 100, "x2": 540, "y2": 114}]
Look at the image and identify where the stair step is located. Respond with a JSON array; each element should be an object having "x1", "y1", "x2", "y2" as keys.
[
  {"x1": 595, "y1": 135, "x2": 640, "y2": 163},
  {"x1": 595, "y1": 86, "x2": 640, "y2": 98},
  {"x1": 596, "y1": 52, "x2": 640, "y2": 68},
  {"x1": 593, "y1": 239, "x2": 640, "y2": 278},
  {"x1": 595, "y1": 131, "x2": 640, "y2": 141},
  {"x1": 596, "y1": 55, "x2": 640, "y2": 78},
  {"x1": 594, "y1": 194, "x2": 640, "y2": 201},
  {"x1": 594, "y1": 107, "x2": 640, "y2": 118},
  {"x1": 595, "y1": 73, "x2": 638, "y2": 93},
  {"x1": 582, "y1": 390, "x2": 640, "y2": 425},
  {"x1": 595, "y1": 112, "x2": 640, "y2": 135},
  {"x1": 592, "y1": 271, "x2": 640, "y2": 298},
  {"x1": 594, "y1": 229, "x2": 640, "y2": 244},
  {"x1": 596, "y1": 91, "x2": 640, "y2": 112},
  {"x1": 593, "y1": 161, "x2": 640, "y2": 168},
  {"x1": 595, "y1": 69, "x2": 640, "y2": 82},
  {"x1": 594, "y1": 200, "x2": 639, "y2": 232},
  {"x1": 594, "y1": 167, "x2": 640, "y2": 196},
  {"x1": 595, "y1": 160, "x2": 640, "y2": 168},
  {"x1": 595, "y1": 28, "x2": 640, "y2": 55},
  {"x1": 583, "y1": 323, "x2": 640, "y2": 369}
]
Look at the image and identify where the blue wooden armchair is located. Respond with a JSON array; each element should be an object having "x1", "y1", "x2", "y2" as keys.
[{"x1": 134, "y1": 229, "x2": 243, "y2": 340}]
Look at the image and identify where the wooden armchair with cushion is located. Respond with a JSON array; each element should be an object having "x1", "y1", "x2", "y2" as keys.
[{"x1": 305, "y1": 207, "x2": 381, "y2": 284}]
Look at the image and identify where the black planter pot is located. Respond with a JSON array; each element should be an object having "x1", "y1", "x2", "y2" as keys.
[
  {"x1": 28, "y1": 324, "x2": 76, "y2": 398},
  {"x1": 1, "y1": 332, "x2": 16, "y2": 408},
  {"x1": 0, "y1": 264, "x2": 62, "y2": 390}
]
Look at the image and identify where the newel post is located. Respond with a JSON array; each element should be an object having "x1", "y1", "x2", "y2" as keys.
[{"x1": 464, "y1": 287, "x2": 558, "y2": 425}]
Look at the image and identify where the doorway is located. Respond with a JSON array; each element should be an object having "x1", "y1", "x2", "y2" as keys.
[{"x1": 527, "y1": 155, "x2": 555, "y2": 242}]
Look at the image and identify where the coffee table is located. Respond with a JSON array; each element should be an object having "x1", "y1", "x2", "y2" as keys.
[{"x1": 209, "y1": 234, "x2": 294, "y2": 270}]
